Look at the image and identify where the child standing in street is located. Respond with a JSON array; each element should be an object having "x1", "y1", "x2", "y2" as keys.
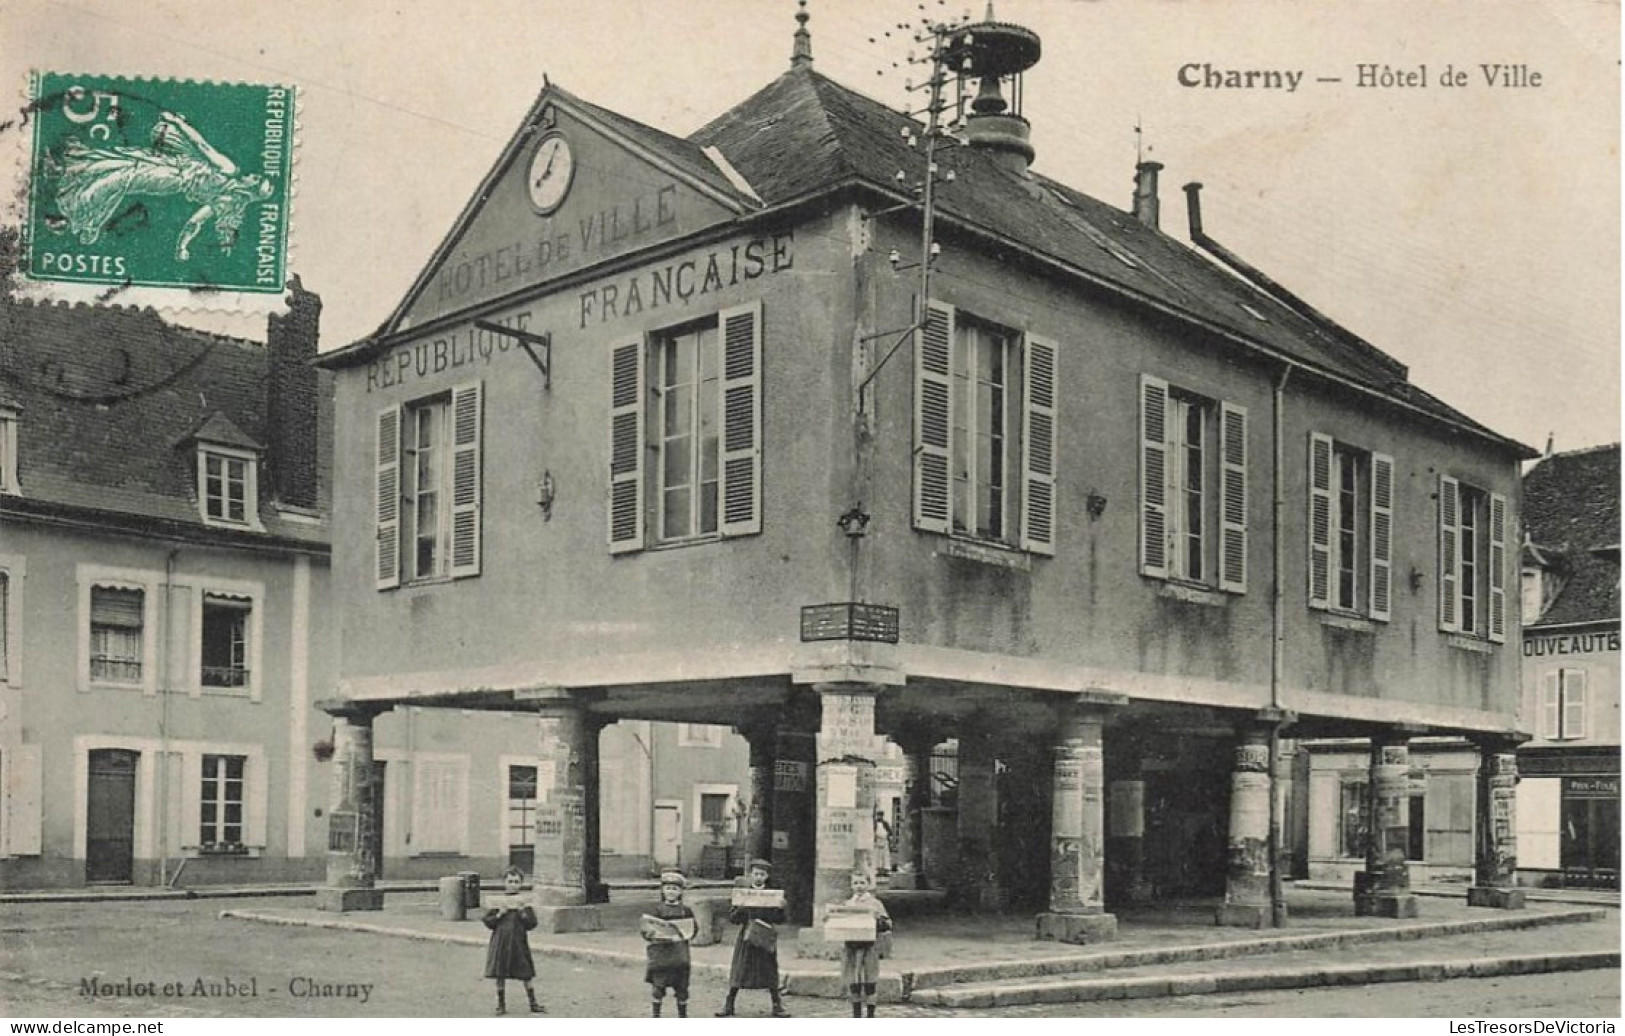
[
  {"x1": 716, "y1": 857, "x2": 790, "y2": 1018},
  {"x1": 641, "y1": 869, "x2": 697, "y2": 1017},
  {"x1": 833, "y1": 870, "x2": 892, "y2": 1018},
  {"x1": 482, "y1": 866, "x2": 544, "y2": 1015}
]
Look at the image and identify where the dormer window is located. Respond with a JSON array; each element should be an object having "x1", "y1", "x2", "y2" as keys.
[{"x1": 198, "y1": 446, "x2": 258, "y2": 528}]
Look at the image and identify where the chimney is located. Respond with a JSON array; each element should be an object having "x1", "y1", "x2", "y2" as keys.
[
  {"x1": 265, "y1": 276, "x2": 322, "y2": 510},
  {"x1": 1132, "y1": 161, "x2": 1163, "y2": 229},
  {"x1": 1183, "y1": 181, "x2": 1205, "y2": 238}
]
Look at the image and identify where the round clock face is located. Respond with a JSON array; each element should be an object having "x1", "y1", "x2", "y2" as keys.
[{"x1": 527, "y1": 133, "x2": 575, "y2": 215}]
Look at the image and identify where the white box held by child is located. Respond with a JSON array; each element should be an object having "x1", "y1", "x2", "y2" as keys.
[
  {"x1": 730, "y1": 887, "x2": 786, "y2": 909},
  {"x1": 822, "y1": 908, "x2": 878, "y2": 943}
]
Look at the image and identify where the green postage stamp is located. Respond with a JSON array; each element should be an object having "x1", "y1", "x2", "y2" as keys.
[{"x1": 25, "y1": 72, "x2": 294, "y2": 303}]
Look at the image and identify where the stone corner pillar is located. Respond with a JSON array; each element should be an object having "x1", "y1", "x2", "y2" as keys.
[
  {"x1": 1467, "y1": 737, "x2": 1526, "y2": 910},
  {"x1": 1357, "y1": 735, "x2": 1420, "y2": 919},
  {"x1": 1216, "y1": 726, "x2": 1277, "y2": 928},
  {"x1": 738, "y1": 717, "x2": 779, "y2": 865},
  {"x1": 528, "y1": 690, "x2": 603, "y2": 933},
  {"x1": 1036, "y1": 699, "x2": 1118, "y2": 944},
  {"x1": 315, "y1": 700, "x2": 391, "y2": 913},
  {"x1": 887, "y1": 725, "x2": 938, "y2": 892},
  {"x1": 799, "y1": 683, "x2": 883, "y2": 960}
]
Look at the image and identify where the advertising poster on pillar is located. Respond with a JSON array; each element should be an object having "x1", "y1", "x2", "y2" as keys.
[{"x1": 1, "y1": 0, "x2": 1616, "y2": 1025}]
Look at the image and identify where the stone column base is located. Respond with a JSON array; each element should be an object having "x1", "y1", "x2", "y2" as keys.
[
  {"x1": 1214, "y1": 901, "x2": 1277, "y2": 928},
  {"x1": 315, "y1": 887, "x2": 384, "y2": 913},
  {"x1": 795, "y1": 928, "x2": 893, "y2": 960},
  {"x1": 1467, "y1": 886, "x2": 1527, "y2": 910},
  {"x1": 530, "y1": 903, "x2": 603, "y2": 933},
  {"x1": 1367, "y1": 892, "x2": 1420, "y2": 918},
  {"x1": 1035, "y1": 910, "x2": 1118, "y2": 944}
]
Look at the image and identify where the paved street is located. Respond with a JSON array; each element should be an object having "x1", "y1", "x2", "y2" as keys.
[{"x1": 0, "y1": 896, "x2": 1617, "y2": 1019}]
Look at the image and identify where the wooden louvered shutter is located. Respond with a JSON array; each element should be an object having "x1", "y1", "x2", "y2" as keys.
[
  {"x1": 375, "y1": 406, "x2": 401, "y2": 590},
  {"x1": 719, "y1": 302, "x2": 763, "y2": 538},
  {"x1": 1541, "y1": 670, "x2": 1562, "y2": 740},
  {"x1": 1218, "y1": 401, "x2": 1247, "y2": 592},
  {"x1": 608, "y1": 338, "x2": 646, "y2": 554},
  {"x1": 1139, "y1": 374, "x2": 1170, "y2": 578},
  {"x1": 1561, "y1": 669, "x2": 1587, "y2": 739},
  {"x1": 1369, "y1": 452, "x2": 1395, "y2": 621},
  {"x1": 913, "y1": 301, "x2": 954, "y2": 534},
  {"x1": 1488, "y1": 491, "x2": 1508, "y2": 642},
  {"x1": 1020, "y1": 334, "x2": 1057, "y2": 556},
  {"x1": 5, "y1": 743, "x2": 41, "y2": 855},
  {"x1": 1308, "y1": 433, "x2": 1333, "y2": 609},
  {"x1": 449, "y1": 382, "x2": 483, "y2": 579},
  {"x1": 1438, "y1": 475, "x2": 1461, "y2": 632}
]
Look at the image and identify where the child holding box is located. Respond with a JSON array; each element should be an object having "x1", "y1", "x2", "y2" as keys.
[
  {"x1": 716, "y1": 858, "x2": 790, "y2": 1018},
  {"x1": 831, "y1": 870, "x2": 892, "y2": 1018},
  {"x1": 641, "y1": 869, "x2": 697, "y2": 1017},
  {"x1": 482, "y1": 867, "x2": 544, "y2": 1015}
]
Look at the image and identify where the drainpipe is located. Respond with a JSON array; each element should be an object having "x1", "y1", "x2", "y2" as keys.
[
  {"x1": 1269, "y1": 364, "x2": 1291, "y2": 926},
  {"x1": 158, "y1": 546, "x2": 180, "y2": 887}
]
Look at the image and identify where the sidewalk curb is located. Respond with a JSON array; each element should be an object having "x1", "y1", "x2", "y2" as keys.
[{"x1": 908, "y1": 950, "x2": 1623, "y2": 1008}]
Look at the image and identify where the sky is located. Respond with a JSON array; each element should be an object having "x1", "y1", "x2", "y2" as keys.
[{"x1": 3, "y1": 0, "x2": 1619, "y2": 455}]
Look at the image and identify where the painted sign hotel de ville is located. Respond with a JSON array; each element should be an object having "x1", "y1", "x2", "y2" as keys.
[{"x1": 313, "y1": 4, "x2": 1535, "y2": 939}]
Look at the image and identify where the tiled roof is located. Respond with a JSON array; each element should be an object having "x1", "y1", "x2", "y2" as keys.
[
  {"x1": 0, "y1": 297, "x2": 330, "y2": 547},
  {"x1": 691, "y1": 68, "x2": 1524, "y2": 452},
  {"x1": 1524, "y1": 444, "x2": 1620, "y2": 626}
]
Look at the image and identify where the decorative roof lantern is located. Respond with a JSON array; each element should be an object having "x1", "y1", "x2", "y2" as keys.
[{"x1": 941, "y1": 3, "x2": 1042, "y2": 173}]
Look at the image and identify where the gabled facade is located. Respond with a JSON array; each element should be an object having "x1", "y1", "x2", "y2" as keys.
[
  {"x1": 316, "y1": 19, "x2": 1533, "y2": 930},
  {"x1": 1516, "y1": 443, "x2": 1620, "y2": 889}
]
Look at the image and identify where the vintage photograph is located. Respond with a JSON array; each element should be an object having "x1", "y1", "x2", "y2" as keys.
[{"x1": 0, "y1": 0, "x2": 1618, "y2": 1023}]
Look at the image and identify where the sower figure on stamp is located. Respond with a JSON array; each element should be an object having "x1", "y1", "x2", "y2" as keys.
[
  {"x1": 716, "y1": 857, "x2": 790, "y2": 1018},
  {"x1": 482, "y1": 867, "x2": 544, "y2": 1015},
  {"x1": 829, "y1": 870, "x2": 892, "y2": 1018},
  {"x1": 641, "y1": 869, "x2": 697, "y2": 1017}
]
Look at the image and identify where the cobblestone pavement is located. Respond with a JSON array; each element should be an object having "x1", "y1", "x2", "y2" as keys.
[{"x1": 0, "y1": 897, "x2": 1617, "y2": 1020}]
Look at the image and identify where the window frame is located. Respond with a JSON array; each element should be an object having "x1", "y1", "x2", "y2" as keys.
[
  {"x1": 1438, "y1": 475, "x2": 1508, "y2": 642},
  {"x1": 1309, "y1": 435, "x2": 1393, "y2": 620},
  {"x1": 1542, "y1": 667, "x2": 1589, "y2": 741},
  {"x1": 196, "y1": 445, "x2": 260, "y2": 530},
  {"x1": 376, "y1": 382, "x2": 483, "y2": 590},
  {"x1": 676, "y1": 723, "x2": 725, "y2": 748},
  {"x1": 951, "y1": 315, "x2": 1021, "y2": 543},
  {"x1": 198, "y1": 753, "x2": 248, "y2": 852},
  {"x1": 653, "y1": 316, "x2": 724, "y2": 544},
  {"x1": 78, "y1": 566, "x2": 160, "y2": 695},
  {"x1": 0, "y1": 554, "x2": 22, "y2": 688},
  {"x1": 1141, "y1": 375, "x2": 1248, "y2": 591},
  {"x1": 690, "y1": 782, "x2": 738, "y2": 835},
  {"x1": 190, "y1": 580, "x2": 264, "y2": 702}
]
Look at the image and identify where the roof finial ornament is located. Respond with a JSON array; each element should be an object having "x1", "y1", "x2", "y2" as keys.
[{"x1": 792, "y1": 0, "x2": 813, "y2": 68}]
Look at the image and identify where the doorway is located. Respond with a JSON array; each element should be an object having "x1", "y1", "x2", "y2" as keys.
[
  {"x1": 654, "y1": 801, "x2": 682, "y2": 869},
  {"x1": 86, "y1": 749, "x2": 138, "y2": 883}
]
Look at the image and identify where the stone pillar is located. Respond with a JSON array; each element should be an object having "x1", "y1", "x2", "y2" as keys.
[
  {"x1": 1105, "y1": 731, "x2": 1152, "y2": 905},
  {"x1": 771, "y1": 709, "x2": 819, "y2": 922},
  {"x1": 889, "y1": 727, "x2": 937, "y2": 891},
  {"x1": 1037, "y1": 702, "x2": 1117, "y2": 942},
  {"x1": 1357, "y1": 736, "x2": 1419, "y2": 918},
  {"x1": 582, "y1": 715, "x2": 608, "y2": 903},
  {"x1": 955, "y1": 723, "x2": 1001, "y2": 911},
  {"x1": 740, "y1": 720, "x2": 777, "y2": 864},
  {"x1": 1468, "y1": 739, "x2": 1526, "y2": 909},
  {"x1": 1216, "y1": 727, "x2": 1274, "y2": 927},
  {"x1": 797, "y1": 684, "x2": 882, "y2": 959},
  {"x1": 316, "y1": 702, "x2": 389, "y2": 912},
  {"x1": 529, "y1": 691, "x2": 600, "y2": 931}
]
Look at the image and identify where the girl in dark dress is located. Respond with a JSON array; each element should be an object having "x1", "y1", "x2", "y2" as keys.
[
  {"x1": 716, "y1": 858, "x2": 790, "y2": 1018},
  {"x1": 483, "y1": 867, "x2": 544, "y2": 1015}
]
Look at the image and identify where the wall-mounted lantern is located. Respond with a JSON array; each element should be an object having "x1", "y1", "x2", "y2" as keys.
[{"x1": 537, "y1": 470, "x2": 556, "y2": 520}]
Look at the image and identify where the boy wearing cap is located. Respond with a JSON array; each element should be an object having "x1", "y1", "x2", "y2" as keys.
[
  {"x1": 642, "y1": 869, "x2": 697, "y2": 1017},
  {"x1": 716, "y1": 858, "x2": 790, "y2": 1018}
]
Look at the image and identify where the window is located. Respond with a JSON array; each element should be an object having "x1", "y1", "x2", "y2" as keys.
[
  {"x1": 376, "y1": 382, "x2": 482, "y2": 589},
  {"x1": 677, "y1": 723, "x2": 724, "y2": 748},
  {"x1": 608, "y1": 303, "x2": 761, "y2": 553},
  {"x1": 1339, "y1": 779, "x2": 1369, "y2": 858},
  {"x1": 507, "y1": 764, "x2": 538, "y2": 872},
  {"x1": 200, "y1": 594, "x2": 251, "y2": 690},
  {"x1": 199, "y1": 754, "x2": 246, "y2": 851},
  {"x1": 198, "y1": 447, "x2": 256, "y2": 526},
  {"x1": 1521, "y1": 567, "x2": 1545, "y2": 624},
  {"x1": 1542, "y1": 668, "x2": 1588, "y2": 741},
  {"x1": 913, "y1": 301, "x2": 1056, "y2": 554},
  {"x1": 0, "y1": 407, "x2": 17, "y2": 494},
  {"x1": 691, "y1": 783, "x2": 737, "y2": 834},
  {"x1": 1308, "y1": 435, "x2": 1394, "y2": 619},
  {"x1": 89, "y1": 586, "x2": 144, "y2": 684},
  {"x1": 1438, "y1": 476, "x2": 1508, "y2": 641},
  {"x1": 701, "y1": 793, "x2": 730, "y2": 826},
  {"x1": 1140, "y1": 375, "x2": 1246, "y2": 589}
]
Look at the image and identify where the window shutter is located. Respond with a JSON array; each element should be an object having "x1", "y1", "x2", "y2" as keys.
[
  {"x1": 1562, "y1": 669, "x2": 1587, "y2": 740},
  {"x1": 719, "y1": 302, "x2": 763, "y2": 538},
  {"x1": 608, "y1": 338, "x2": 646, "y2": 553},
  {"x1": 1307, "y1": 433, "x2": 1333, "y2": 609},
  {"x1": 447, "y1": 382, "x2": 483, "y2": 578},
  {"x1": 375, "y1": 406, "x2": 401, "y2": 590},
  {"x1": 913, "y1": 301, "x2": 954, "y2": 534},
  {"x1": 1369, "y1": 452, "x2": 1395, "y2": 621},
  {"x1": 1438, "y1": 475, "x2": 1461, "y2": 632},
  {"x1": 1218, "y1": 401, "x2": 1248, "y2": 592},
  {"x1": 182, "y1": 752, "x2": 203, "y2": 848},
  {"x1": 246, "y1": 752, "x2": 269, "y2": 847},
  {"x1": 413, "y1": 757, "x2": 468, "y2": 854},
  {"x1": 1541, "y1": 670, "x2": 1562, "y2": 740},
  {"x1": 1020, "y1": 334, "x2": 1058, "y2": 556},
  {"x1": 1487, "y1": 491, "x2": 1508, "y2": 643},
  {"x1": 5, "y1": 743, "x2": 42, "y2": 855},
  {"x1": 1139, "y1": 374, "x2": 1170, "y2": 578}
]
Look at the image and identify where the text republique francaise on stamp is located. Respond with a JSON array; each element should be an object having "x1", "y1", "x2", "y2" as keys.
[{"x1": 25, "y1": 73, "x2": 294, "y2": 309}]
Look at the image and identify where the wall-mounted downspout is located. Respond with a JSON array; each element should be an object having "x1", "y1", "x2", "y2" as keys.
[
  {"x1": 1269, "y1": 363, "x2": 1291, "y2": 927},
  {"x1": 159, "y1": 546, "x2": 180, "y2": 887}
]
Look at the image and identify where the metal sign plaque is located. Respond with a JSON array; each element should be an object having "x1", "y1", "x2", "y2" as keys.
[{"x1": 799, "y1": 603, "x2": 899, "y2": 643}]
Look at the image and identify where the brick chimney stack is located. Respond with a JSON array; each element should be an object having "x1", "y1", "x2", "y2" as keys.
[
  {"x1": 1132, "y1": 161, "x2": 1163, "y2": 229},
  {"x1": 265, "y1": 276, "x2": 322, "y2": 510}
]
